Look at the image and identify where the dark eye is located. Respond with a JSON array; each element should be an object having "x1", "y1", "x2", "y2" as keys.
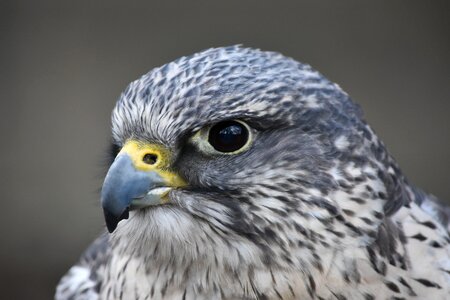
[{"x1": 208, "y1": 120, "x2": 249, "y2": 153}]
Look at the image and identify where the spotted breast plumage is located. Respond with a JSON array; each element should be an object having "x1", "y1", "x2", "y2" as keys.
[{"x1": 55, "y1": 46, "x2": 450, "y2": 300}]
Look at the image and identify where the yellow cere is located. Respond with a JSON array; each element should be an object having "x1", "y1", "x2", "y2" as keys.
[{"x1": 119, "y1": 140, "x2": 187, "y2": 188}]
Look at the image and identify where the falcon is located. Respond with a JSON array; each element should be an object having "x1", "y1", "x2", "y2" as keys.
[{"x1": 55, "y1": 46, "x2": 450, "y2": 300}]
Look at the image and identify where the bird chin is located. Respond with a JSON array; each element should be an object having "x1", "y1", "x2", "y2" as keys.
[
  {"x1": 132, "y1": 202, "x2": 175, "y2": 212},
  {"x1": 131, "y1": 203, "x2": 181, "y2": 219},
  {"x1": 110, "y1": 196, "x2": 265, "y2": 269},
  {"x1": 116, "y1": 203, "x2": 195, "y2": 241}
]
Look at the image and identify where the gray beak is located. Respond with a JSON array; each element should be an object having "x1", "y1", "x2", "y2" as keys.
[{"x1": 101, "y1": 154, "x2": 168, "y2": 232}]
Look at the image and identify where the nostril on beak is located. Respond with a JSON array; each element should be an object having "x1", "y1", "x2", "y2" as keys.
[{"x1": 142, "y1": 153, "x2": 158, "y2": 165}]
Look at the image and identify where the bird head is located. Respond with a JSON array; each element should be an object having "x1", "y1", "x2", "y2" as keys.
[{"x1": 101, "y1": 46, "x2": 408, "y2": 268}]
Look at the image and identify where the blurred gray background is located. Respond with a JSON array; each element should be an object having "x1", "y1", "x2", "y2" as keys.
[{"x1": 1, "y1": 1, "x2": 449, "y2": 299}]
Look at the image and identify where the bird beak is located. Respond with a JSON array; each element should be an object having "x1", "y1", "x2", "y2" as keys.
[{"x1": 101, "y1": 140, "x2": 186, "y2": 233}]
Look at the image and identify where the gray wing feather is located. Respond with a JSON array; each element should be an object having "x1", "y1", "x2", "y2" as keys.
[{"x1": 55, "y1": 232, "x2": 109, "y2": 300}]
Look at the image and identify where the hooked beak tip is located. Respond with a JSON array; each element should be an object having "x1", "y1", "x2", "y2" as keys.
[{"x1": 103, "y1": 207, "x2": 129, "y2": 233}]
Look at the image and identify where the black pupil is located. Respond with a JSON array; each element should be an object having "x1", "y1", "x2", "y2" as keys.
[{"x1": 208, "y1": 121, "x2": 248, "y2": 153}]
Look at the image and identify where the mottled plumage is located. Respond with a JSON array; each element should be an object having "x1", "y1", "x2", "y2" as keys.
[{"x1": 56, "y1": 46, "x2": 450, "y2": 300}]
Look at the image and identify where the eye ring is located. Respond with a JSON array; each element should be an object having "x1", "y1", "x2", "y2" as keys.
[{"x1": 191, "y1": 120, "x2": 253, "y2": 155}]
